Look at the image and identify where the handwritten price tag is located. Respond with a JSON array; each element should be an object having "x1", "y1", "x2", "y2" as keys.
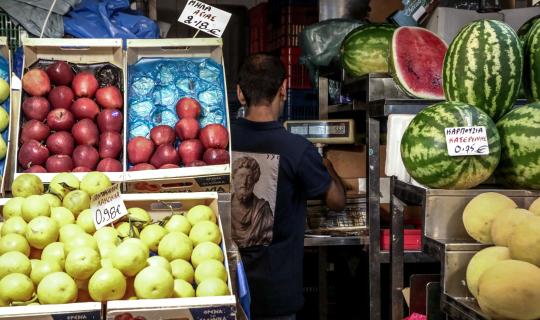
[
  {"x1": 91, "y1": 184, "x2": 128, "y2": 230},
  {"x1": 445, "y1": 126, "x2": 490, "y2": 157},
  {"x1": 178, "y1": 0, "x2": 232, "y2": 37}
]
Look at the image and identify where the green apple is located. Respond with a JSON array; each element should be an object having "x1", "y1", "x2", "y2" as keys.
[
  {"x1": 187, "y1": 205, "x2": 216, "y2": 225},
  {"x1": 63, "y1": 190, "x2": 91, "y2": 217},
  {"x1": 42, "y1": 193, "x2": 62, "y2": 208},
  {"x1": 122, "y1": 238, "x2": 149, "y2": 258},
  {"x1": 124, "y1": 207, "x2": 152, "y2": 228},
  {"x1": 2, "y1": 216, "x2": 28, "y2": 236},
  {"x1": 0, "y1": 251, "x2": 31, "y2": 278},
  {"x1": 196, "y1": 278, "x2": 229, "y2": 297},
  {"x1": 37, "y1": 272, "x2": 77, "y2": 304},
  {"x1": 170, "y1": 259, "x2": 194, "y2": 283},
  {"x1": 12, "y1": 174, "x2": 44, "y2": 198},
  {"x1": 49, "y1": 173, "x2": 80, "y2": 199},
  {"x1": 194, "y1": 259, "x2": 227, "y2": 285},
  {"x1": 0, "y1": 137, "x2": 6, "y2": 160},
  {"x1": 116, "y1": 222, "x2": 140, "y2": 238},
  {"x1": 25, "y1": 216, "x2": 59, "y2": 249},
  {"x1": 94, "y1": 227, "x2": 120, "y2": 245},
  {"x1": 88, "y1": 267, "x2": 126, "y2": 301},
  {"x1": 30, "y1": 259, "x2": 61, "y2": 285},
  {"x1": 0, "y1": 78, "x2": 9, "y2": 104},
  {"x1": 77, "y1": 209, "x2": 96, "y2": 234},
  {"x1": 80, "y1": 172, "x2": 111, "y2": 196},
  {"x1": 112, "y1": 242, "x2": 147, "y2": 277},
  {"x1": 0, "y1": 273, "x2": 34, "y2": 303},
  {"x1": 98, "y1": 242, "x2": 116, "y2": 260},
  {"x1": 50, "y1": 207, "x2": 76, "y2": 228},
  {"x1": 59, "y1": 224, "x2": 85, "y2": 242},
  {"x1": 134, "y1": 266, "x2": 174, "y2": 299},
  {"x1": 3, "y1": 197, "x2": 24, "y2": 219},
  {"x1": 0, "y1": 233, "x2": 30, "y2": 256},
  {"x1": 64, "y1": 233, "x2": 98, "y2": 254},
  {"x1": 147, "y1": 256, "x2": 171, "y2": 272},
  {"x1": 22, "y1": 195, "x2": 50, "y2": 222},
  {"x1": 191, "y1": 242, "x2": 224, "y2": 268},
  {"x1": 189, "y1": 221, "x2": 221, "y2": 246},
  {"x1": 158, "y1": 232, "x2": 193, "y2": 261},
  {"x1": 140, "y1": 224, "x2": 167, "y2": 251},
  {"x1": 41, "y1": 242, "x2": 65, "y2": 270},
  {"x1": 65, "y1": 247, "x2": 100, "y2": 280},
  {"x1": 173, "y1": 279, "x2": 195, "y2": 298},
  {"x1": 164, "y1": 214, "x2": 191, "y2": 235}
]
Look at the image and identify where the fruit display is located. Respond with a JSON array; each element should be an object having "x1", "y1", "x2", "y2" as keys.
[
  {"x1": 340, "y1": 24, "x2": 397, "y2": 78},
  {"x1": 389, "y1": 26, "x2": 447, "y2": 100},
  {"x1": 400, "y1": 101, "x2": 501, "y2": 189},
  {"x1": 18, "y1": 60, "x2": 124, "y2": 173},
  {"x1": 0, "y1": 46, "x2": 10, "y2": 193},
  {"x1": 524, "y1": 19, "x2": 540, "y2": 102}
]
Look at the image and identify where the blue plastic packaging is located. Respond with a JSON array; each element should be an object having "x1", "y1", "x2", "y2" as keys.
[{"x1": 0, "y1": 54, "x2": 10, "y2": 178}]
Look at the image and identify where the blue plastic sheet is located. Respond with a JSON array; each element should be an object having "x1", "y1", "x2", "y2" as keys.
[
  {"x1": 0, "y1": 54, "x2": 10, "y2": 177},
  {"x1": 64, "y1": 0, "x2": 159, "y2": 40}
]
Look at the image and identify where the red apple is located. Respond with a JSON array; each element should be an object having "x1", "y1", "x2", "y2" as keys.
[
  {"x1": 203, "y1": 148, "x2": 230, "y2": 165},
  {"x1": 99, "y1": 132, "x2": 122, "y2": 159},
  {"x1": 18, "y1": 140, "x2": 49, "y2": 168},
  {"x1": 47, "y1": 108, "x2": 75, "y2": 131},
  {"x1": 96, "y1": 86, "x2": 123, "y2": 109},
  {"x1": 176, "y1": 97, "x2": 201, "y2": 119},
  {"x1": 72, "y1": 98, "x2": 100, "y2": 120},
  {"x1": 46, "y1": 155, "x2": 74, "y2": 172},
  {"x1": 72, "y1": 72, "x2": 99, "y2": 98},
  {"x1": 127, "y1": 137, "x2": 154, "y2": 165},
  {"x1": 178, "y1": 139, "x2": 204, "y2": 165},
  {"x1": 46, "y1": 131, "x2": 75, "y2": 155},
  {"x1": 200, "y1": 124, "x2": 229, "y2": 149},
  {"x1": 72, "y1": 166, "x2": 91, "y2": 172},
  {"x1": 97, "y1": 158, "x2": 122, "y2": 172},
  {"x1": 20, "y1": 120, "x2": 50, "y2": 144},
  {"x1": 22, "y1": 69, "x2": 51, "y2": 97},
  {"x1": 48, "y1": 86, "x2": 74, "y2": 110},
  {"x1": 72, "y1": 145, "x2": 99, "y2": 169},
  {"x1": 72, "y1": 119, "x2": 99, "y2": 146},
  {"x1": 128, "y1": 163, "x2": 156, "y2": 171},
  {"x1": 186, "y1": 160, "x2": 207, "y2": 167},
  {"x1": 46, "y1": 61, "x2": 74, "y2": 86},
  {"x1": 150, "y1": 144, "x2": 179, "y2": 168},
  {"x1": 24, "y1": 165, "x2": 47, "y2": 173},
  {"x1": 150, "y1": 125, "x2": 175, "y2": 146},
  {"x1": 22, "y1": 97, "x2": 50, "y2": 121},
  {"x1": 97, "y1": 109, "x2": 123, "y2": 133},
  {"x1": 159, "y1": 164, "x2": 180, "y2": 169},
  {"x1": 175, "y1": 118, "x2": 199, "y2": 140}
]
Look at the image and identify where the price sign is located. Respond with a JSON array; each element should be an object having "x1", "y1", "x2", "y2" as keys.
[
  {"x1": 178, "y1": 0, "x2": 232, "y2": 37},
  {"x1": 91, "y1": 184, "x2": 128, "y2": 230},
  {"x1": 445, "y1": 126, "x2": 490, "y2": 157}
]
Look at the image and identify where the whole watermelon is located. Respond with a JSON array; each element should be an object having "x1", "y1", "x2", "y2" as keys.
[
  {"x1": 524, "y1": 20, "x2": 540, "y2": 102},
  {"x1": 340, "y1": 24, "x2": 396, "y2": 77},
  {"x1": 518, "y1": 15, "x2": 540, "y2": 43},
  {"x1": 496, "y1": 103, "x2": 540, "y2": 189},
  {"x1": 401, "y1": 101, "x2": 501, "y2": 189},
  {"x1": 443, "y1": 20, "x2": 523, "y2": 121}
]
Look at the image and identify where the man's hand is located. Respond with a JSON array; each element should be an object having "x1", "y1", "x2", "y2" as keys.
[{"x1": 322, "y1": 158, "x2": 346, "y2": 212}]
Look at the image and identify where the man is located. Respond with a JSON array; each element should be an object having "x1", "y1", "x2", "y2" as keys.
[{"x1": 231, "y1": 54, "x2": 346, "y2": 319}]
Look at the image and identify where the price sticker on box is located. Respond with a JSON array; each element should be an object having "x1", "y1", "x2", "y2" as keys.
[
  {"x1": 445, "y1": 126, "x2": 490, "y2": 156},
  {"x1": 178, "y1": 0, "x2": 232, "y2": 37},
  {"x1": 91, "y1": 184, "x2": 128, "y2": 230}
]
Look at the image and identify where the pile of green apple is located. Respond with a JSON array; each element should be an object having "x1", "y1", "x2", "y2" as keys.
[{"x1": 0, "y1": 172, "x2": 229, "y2": 307}]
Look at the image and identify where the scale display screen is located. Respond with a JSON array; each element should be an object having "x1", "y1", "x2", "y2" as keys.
[{"x1": 284, "y1": 120, "x2": 354, "y2": 144}]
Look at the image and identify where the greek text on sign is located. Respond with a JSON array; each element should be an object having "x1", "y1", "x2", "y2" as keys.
[
  {"x1": 91, "y1": 184, "x2": 128, "y2": 230},
  {"x1": 178, "y1": 0, "x2": 232, "y2": 37},
  {"x1": 445, "y1": 126, "x2": 490, "y2": 156}
]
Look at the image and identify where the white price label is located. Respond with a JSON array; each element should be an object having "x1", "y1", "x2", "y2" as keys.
[
  {"x1": 445, "y1": 126, "x2": 490, "y2": 157},
  {"x1": 178, "y1": 0, "x2": 232, "y2": 37},
  {"x1": 91, "y1": 184, "x2": 128, "y2": 230}
]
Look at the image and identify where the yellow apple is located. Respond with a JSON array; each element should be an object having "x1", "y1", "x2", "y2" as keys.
[
  {"x1": 94, "y1": 227, "x2": 120, "y2": 245},
  {"x1": 77, "y1": 209, "x2": 96, "y2": 234},
  {"x1": 189, "y1": 221, "x2": 221, "y2": 246},
  {"x1": 0, "y1": 233, "x2": 30, "y2": 256},
  {"x1": 194, "y1": 259, "x2": 227, "y2": 285},
  {"x1": 12, "y1": 174, "x2": 44, "y2": 198},
  {"x1": 140, "y1": 224, "x2": 167, "y2": 251},
  {"x1": 65, "y1": 247, "x2": 100, "y2": 280},
  {"x1": 164, "y1": 214, "x2": 191, "y2": 235},
  {"x1": 37, "y1": 272, "x2": 77, "y2": 304},
  {"x1": 42, "y1": 193, "x2": 62, "y2": 208},
  {"x1": 30, "y1": 259, "x2": 61, "y2": 285},
  {"x1": 187, "y1": 205, "x2": 216, "y2": 225},
  {"x1": 80, "y1": 172, "x2": 111, "y2": 196},
  {"x1": 41, "y1": 242, "x2": 66, "y2": 270},
  {"x1": 25, "y1": 216, "x2": 59, "y2": 249},
  {"x1": 0, "y1": 251, "x2": 31, "y2": 278},
  {"x1": 50, "y1": 207, "x2": 76, "y2": 228},
  {"x1": 196, "y1": 278, "x2": 229, "y2": 297},
  {"x1": 147, "y1": 256, "x2": 171, "y2": 272},
  {"x1": 49, "y1": 173, "x2": 80, "y2": 199},
  {"x1": 134, "y1": 266, "x2": 174, "y2": 299},
  {"x1": 2, "y1": 216, "x2": 28, "y2": 236},
  {"x1": 158, "y1": 232, "x2": 193, "y2": 261},
  {"x1": 170, "y1": 259, "x2": 194, "y2": 283},
  {"x1": 191, "y1": 241, "x2": 224, "y2": 268},
  {"x1": 112, "y1": 242, "x2": 147, "y2": 277},
  {"x1": 173, "y1": 279, "x2": 195, "y2": 298},
  {"x1": 3, "y1": 197, "x2": 24, "y2": 219},
  {"x1": 88, "y1": 267, "x2": 126, "y2": 301},
  {"x1": 22, "y1": 195, "x2": 50, "y2": 222},
  {"x1": 63, "y1": 190, "x2": 91, "y2": 217},
  {"x1": 0, "y1": 273, "x2": 34, "y2": 303}
]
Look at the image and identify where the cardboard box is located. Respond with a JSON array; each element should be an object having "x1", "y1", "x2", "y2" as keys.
[
  {"x1": 124, "y1": 38, "x2": 231, "y2": 193},
  {"x1": 0, "y1": 37, "x2": 11, "y2": 196},
  {"x1": 325, "y1": 145, "x2": 387, "y2": 179}
]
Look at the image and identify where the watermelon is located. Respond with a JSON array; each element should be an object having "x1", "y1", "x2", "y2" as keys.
[
  {"x1": 340, "y1": 24, "x2": 397, "y2": 77},
  {"x1": 517, "y1": 16, "x2": 540, "y2": 99},
  {"x1": 496, "y1": 103, "x2": 540, "y2": 189},
  {"x1": 524, "y1": 20, "x2": 540, "y2": 102},
  {"x1": 389, "y1": 26, "x2": 447, "y2": 100},
  {"x1": 518, "y1": 15, "x2": 540, "y2": 43},
  {"x1": 443, "y1": 20, "x2": 523, "y2": 121},
  {"x1": 401, "y1": 101, "x2": 501, "y2": 189}
]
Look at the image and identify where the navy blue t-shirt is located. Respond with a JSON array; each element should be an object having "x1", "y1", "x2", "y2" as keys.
[{"x1": 231, "y1": 118, "x2": 331, "y2": 317}]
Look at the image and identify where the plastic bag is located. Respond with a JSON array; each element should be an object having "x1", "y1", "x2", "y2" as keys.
[{"x1": 64, "y1": 0, "x2": 159, "y2": 40}]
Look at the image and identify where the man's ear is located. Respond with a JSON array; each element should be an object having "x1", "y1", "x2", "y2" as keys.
[
  {"x1": 279, "y1": 80, "x2": 287, "y2": 101},
  {"x1": 237, "y1": 85, "x2": 246, "y2": 105}
]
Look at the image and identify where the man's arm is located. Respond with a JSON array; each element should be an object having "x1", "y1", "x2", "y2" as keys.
[{"x1": 322, "y1": 158, "x2": 346, "y2": 212}]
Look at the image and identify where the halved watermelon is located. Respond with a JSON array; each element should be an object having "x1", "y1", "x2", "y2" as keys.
[{"x1": 390, "y1": 27, "x2": 448, "y2": 100}]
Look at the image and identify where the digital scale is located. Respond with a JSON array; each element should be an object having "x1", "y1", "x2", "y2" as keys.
[{"x1": 283, "y1": 119, "x2": 355, "y2": 144}]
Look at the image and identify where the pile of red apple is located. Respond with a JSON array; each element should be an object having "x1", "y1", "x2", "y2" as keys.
[
  {"x1": 128, "y1": 97, "x2": 229, "y2": 171},
  {"x1": 19, "y1": 61, "x2": 124, "y2": 173}
]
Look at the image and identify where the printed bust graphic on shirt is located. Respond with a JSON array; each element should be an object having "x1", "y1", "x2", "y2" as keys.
[{"x1": 231, "y1": 152, "x2": 279, "y2": 248}]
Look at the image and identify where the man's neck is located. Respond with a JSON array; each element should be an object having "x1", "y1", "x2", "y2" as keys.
[{"x1": 245, "y1": 104, "x2": 278, "y2": 122}]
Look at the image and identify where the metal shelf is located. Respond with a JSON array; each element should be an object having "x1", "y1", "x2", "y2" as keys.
[
  {"x1": 378, "y1": 250, "x2": 438, "y2": 264},
  {"x1": 442, "y1": 294, "x2": 487, "y2": 320},
  {"x1": 304, "y1": 235, "x2": 369, "y2": 247}
]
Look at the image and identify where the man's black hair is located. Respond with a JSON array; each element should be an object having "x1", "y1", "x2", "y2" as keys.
[{"x1": 238, "y1": 54, "x2": 286, "y2": 107}]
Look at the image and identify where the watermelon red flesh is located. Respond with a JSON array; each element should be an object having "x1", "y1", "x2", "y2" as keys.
[{"x1": 390, "y1": 27, "x2": 447, "y2": 99}]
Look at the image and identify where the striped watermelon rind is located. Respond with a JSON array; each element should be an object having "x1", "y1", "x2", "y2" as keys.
[
  {"x1": 443, "y1": 20, "x2": 523, "y2": 121},
  {"x1": 401, "y1": 101, "x2": 501, "y2": 189},
  {"x1": 340, "y1": 24, "x2": 397, "y2": 78},
  {"x1": 496, "y1": 102, "x2": 540, "y2": 189},
  {"x1": 524, "y1": 19, "x2": 540, "y2": 102}
]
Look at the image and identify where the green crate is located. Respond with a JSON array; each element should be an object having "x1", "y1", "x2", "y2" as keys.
[{"x1": 0, "y1": 10, "x2": 22, "y2": 51}]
